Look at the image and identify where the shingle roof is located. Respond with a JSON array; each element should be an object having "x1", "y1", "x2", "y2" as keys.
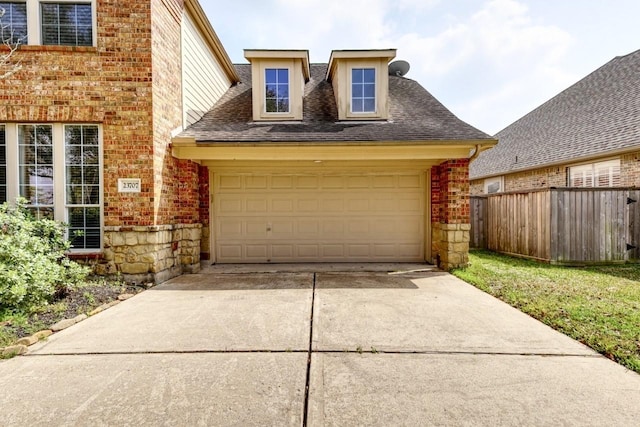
[
  {"x1": 470, "y1": 49, "x2": 640, "y2": 180},
  {"x1": 179, "y1": 64, "x2": 492, "y2": 143}
]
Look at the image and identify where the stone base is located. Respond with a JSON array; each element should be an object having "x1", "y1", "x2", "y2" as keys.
[
  {"x1": 432, "y1": 223, "x2": 470, "y2": 271},
  {"x1": 95, "y1": 223, "x2": 202, "y2": 284}
]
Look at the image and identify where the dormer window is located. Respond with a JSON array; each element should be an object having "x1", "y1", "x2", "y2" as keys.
[
  {"x1": 265, "y1": 68, "x2": 290, "y2": 113},
  {"x1": 326, "y1": 49, "x2": 396, "y2": 121},
  {"x1": 244, "y1": 50, "x2": 310, "y2": 121},
  {"x1": 351, "y1": 68, "x2": 376, "y2": 113}
]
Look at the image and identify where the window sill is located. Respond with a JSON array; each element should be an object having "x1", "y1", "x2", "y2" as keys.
[
  {"x1": 8, "y1": 45, "x2": 98, "y2": 53},
  {"x1": 67, "y1": 251, "x2": 104, "y2": 260}
]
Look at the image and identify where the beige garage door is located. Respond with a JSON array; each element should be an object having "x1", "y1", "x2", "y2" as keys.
[{"x1": 213, "y1": 171, "x2": 426, "y2": 263}]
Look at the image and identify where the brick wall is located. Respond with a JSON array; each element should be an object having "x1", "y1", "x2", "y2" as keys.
[
  {"x1": 621, "y1": 152, "x2": 640, "y2": 186},
  {"x1": 0, "y1": 1, "x2": 156, "y2": 226},
  {"x1": 471, "y1": 151, "x2": 640, "y2": 195},
  {"x1": 151, "y1": 0, "x2": 201, "y2": 226},
  {"x1": 0, "y1": 0, "x2": 203, "y2": 282},
  {"x1": 431, "y1": 159, "x2": 470, "y2": 270}
]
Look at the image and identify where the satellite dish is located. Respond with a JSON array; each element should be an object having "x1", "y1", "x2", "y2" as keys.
[{"x1": 388, "y1": 60, "x2": 410, "y2": 77}]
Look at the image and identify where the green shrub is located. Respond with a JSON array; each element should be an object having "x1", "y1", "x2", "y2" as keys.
[{"x1": 0, "y1": 199, "x2": 89, "y2": 312}]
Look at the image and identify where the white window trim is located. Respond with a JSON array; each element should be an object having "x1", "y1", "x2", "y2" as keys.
[
  {"x1": 484, "y1": 176, "x2": 503, "y2": 194},
  {"x1": 256, "y1": 60, "x2": 297, "y2": 120},
  {"x1": 568, "y1": 158, "x2": 621, "y2": 188},
  {"x1": 4, "y1": 122, "x2": 103, "y2": 252},
  {"x1": 20, "y1": 0, "x2": 97, "y2": 47},
  {"x1": 349, "y1": 67, "x2": 377, "y2": 114}
]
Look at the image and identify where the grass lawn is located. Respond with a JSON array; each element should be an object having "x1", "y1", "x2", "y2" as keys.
[{"x1": 452, "y1": 250, "x2": 640, "y2": 374}]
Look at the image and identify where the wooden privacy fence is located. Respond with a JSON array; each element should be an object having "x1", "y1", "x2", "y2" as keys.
[{"x1": 470, "y1": 188, "x2": 640, "y2": 264}]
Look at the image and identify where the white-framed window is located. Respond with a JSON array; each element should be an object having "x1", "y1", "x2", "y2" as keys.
[
  {"x1": 0, "y1": 2, "x2": 28, "y2": 44},
  {"x1": 484, "y1": 176, "x2": 503, "y2": 194},
  {"x1": 265, "y1": 68, "x2": 289, "y2": 113},
  {"x1": 0, "y1": 0, "x2": 95, "y2": 46},
  {"x1": 41, "y1": 2, "x2": 92, "y2": 46},
  {"x1": 2, "y1": 123, "x2": 102, "y2": 251},
  {"x1": 568, "y1": 159, "x2": 621, "y2": 188},
  {"x1": 351, "y1": 67, "x2": 376, "y2": 113}
]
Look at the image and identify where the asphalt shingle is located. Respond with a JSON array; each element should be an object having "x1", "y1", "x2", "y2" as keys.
[
  {"x1": 179, "y1": 64, "x2": 492, "y2": 143},
  {"x1": 470, "y1": 49, "x2": 640, "y2": 180}
]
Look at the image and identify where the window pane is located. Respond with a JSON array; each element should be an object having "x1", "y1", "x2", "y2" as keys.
[
  {"x1": 19, "y1": 125, "x2": 54, "y2": 209},
  {"x1": 68, "y1": 207, "x2": 100, "y2": 249},
  {"x1": 41, "y1": 3, "x2": 93, "y2": 46},
  {"x1": 265, "y1": 68, "x2": 276, "y2": 83},
  {"x1": 0, "y1": 2, "x2": 27, "y2": 44},
  {"x1": 65, "y1": 125, "x2": 101, "y2": 249},
  {"x1": 352, "y1": 84, "x2": 363, "y2": 98},
  {"x1": 351, "y1": 68, "x2": 376, "y2": 113},
  {"x1": 363, "y1": 99, "x2": 375, "y2": 112},
  {"x1": 363, "y1": 68, "x2": 375, "y2": 83},
  {"x1": 352, "y1": 68, "x2": 363, "y2": 83},
  {"x1": 277, "y1": 68, "x2": 289, "y2": 84},
  {"x1": 363, "y1": 83, "x2": 375, "y2": 98},
  {"x1": 264, "y1": 68, "x2": 290, "y2": 113}
]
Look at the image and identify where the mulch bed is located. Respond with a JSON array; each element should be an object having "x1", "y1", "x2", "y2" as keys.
[{"x1": 2, "y1": 280, "x2": 144, "y2": 341}]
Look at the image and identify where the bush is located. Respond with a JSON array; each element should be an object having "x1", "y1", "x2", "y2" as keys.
[{"x1": 0, "y1": 199, "x2": 89, "y2": 312}]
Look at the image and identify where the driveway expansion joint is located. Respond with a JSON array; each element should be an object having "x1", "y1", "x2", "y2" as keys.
[{"x1": 302, "y1": 272, "x2": 316, "y2": 427}]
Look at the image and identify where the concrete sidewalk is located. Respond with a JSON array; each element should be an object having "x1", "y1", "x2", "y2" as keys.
[{"x1": 0, "y1": 265, "x2": 638, "y2": 426}]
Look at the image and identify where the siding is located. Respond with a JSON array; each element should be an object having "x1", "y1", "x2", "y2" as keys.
[{"x1": 181, "y1": 11, "x2": 231, "y2": 127}]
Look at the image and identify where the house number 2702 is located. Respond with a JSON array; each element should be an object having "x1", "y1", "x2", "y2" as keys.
[{"x1": 118, "y1": 178, "x2": 142, "y2": 193}]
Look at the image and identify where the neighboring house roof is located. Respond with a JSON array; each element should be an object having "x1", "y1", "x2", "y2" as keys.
[
  {"x1": 470, "y1": 49, "x2": 640, "y2": 180},
  {"x1": 179, "y1": 64, "x2": 493, "y2": 143}
]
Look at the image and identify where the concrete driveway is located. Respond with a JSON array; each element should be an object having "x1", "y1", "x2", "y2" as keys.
[{"x1": 0, "y1": 264, "x2": 638, "y2": 426}]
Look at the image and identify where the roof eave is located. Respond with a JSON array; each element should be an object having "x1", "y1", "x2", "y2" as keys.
[{"x1": 470, "y1": 144, "x2": 640, "y2": 181}]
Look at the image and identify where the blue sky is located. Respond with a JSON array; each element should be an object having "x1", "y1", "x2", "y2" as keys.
[{"x1": 201, "y1": 0, "x2": 639, "y2": 135}]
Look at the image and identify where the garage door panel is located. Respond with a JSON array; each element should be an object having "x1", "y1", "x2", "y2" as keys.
[
  {"x1": 218, "y1": 244, "x2": 243, "y2": 261},
  {"x1": 246, "y1": 176, "x2": 268, "y2": 189},
  {"x1": 218, "y1": 219, "x2": 243, "y2": 238},
  {"x1": 320, "y1": 176, "x2": 344, "y2": 189},
  {"x1": 271, "y1": 244, "x2": 294, "y2": 259},
  {"x1": 272, "y1": 176, "x2": 294, "y2": 189},
  {"x1": 214, "y1": 171, "x2": 426, "y2": 263},
  {"x1": 373, "y1": 175, "x2": 395, "y2": 188},
  {"x1": 297, "y1": 199, "x2": 319, "y2": 211},
  {"x1": 399, "y1": 197, "x2": 422, "y2": 212},
  {"x1": 347, "y1": 176, "x2": 369, "y2": 188},
  {"x1": 271, "y1": 220, "x2": 294, "y2": 236},
  {"x1": 297, "y1": 219, "x2": 320, "y2": 236},
  {"x1": 246, "y1": 244, "x2": 268, "y2": 260},
  {"x1": 297, "y1": 245, "x2": 319, "y2": 258},
  {"x1": 321, "y1": 198, "x2": 344, "y2": 212},
  {"x1": 296, "y1": 175, "x2": 319, "y2": 188},
  {"x1": 347, "y1": 244, "x2": 371, "y2": 257},
  {"x1": 399, "y1": 175, "x2": 422, "y2": 188},
  {"x1": 322, "y1": 244, "x2": 345, "y2": 257},
  {"x1": 348, "y1": 198, "x2": 370, "y2": 212},
  {"x1": 373, "y1": 244, "x2": 397, "y2": 257},
  {"x1": 322, "y1": 220, "x2": 345, "y2": 235},
  {"x1": 218, "y1": 198, "x2": 243, "y2": 214},
  {"x1": 246, "y1": 199, "x2": 268, "y2": 213},
  {"x1": 272, "y1": 199, "x2": 294, "y2": 212}
]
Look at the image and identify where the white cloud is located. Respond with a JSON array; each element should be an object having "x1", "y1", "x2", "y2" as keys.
[
  {"x1": 206, "y1": 0, "x2": 579, "y2": 133},
  {"x1": 379, "y1": 0, "x2": 577, "y2": 133}
]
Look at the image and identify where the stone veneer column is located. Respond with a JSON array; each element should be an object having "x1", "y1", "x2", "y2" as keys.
[
  {"x1": 99, "y1": 224, "x2": 202, "y2": 284},
  {"x1": 431, "y1": 159, "x2": 471, "y2": 270}
]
